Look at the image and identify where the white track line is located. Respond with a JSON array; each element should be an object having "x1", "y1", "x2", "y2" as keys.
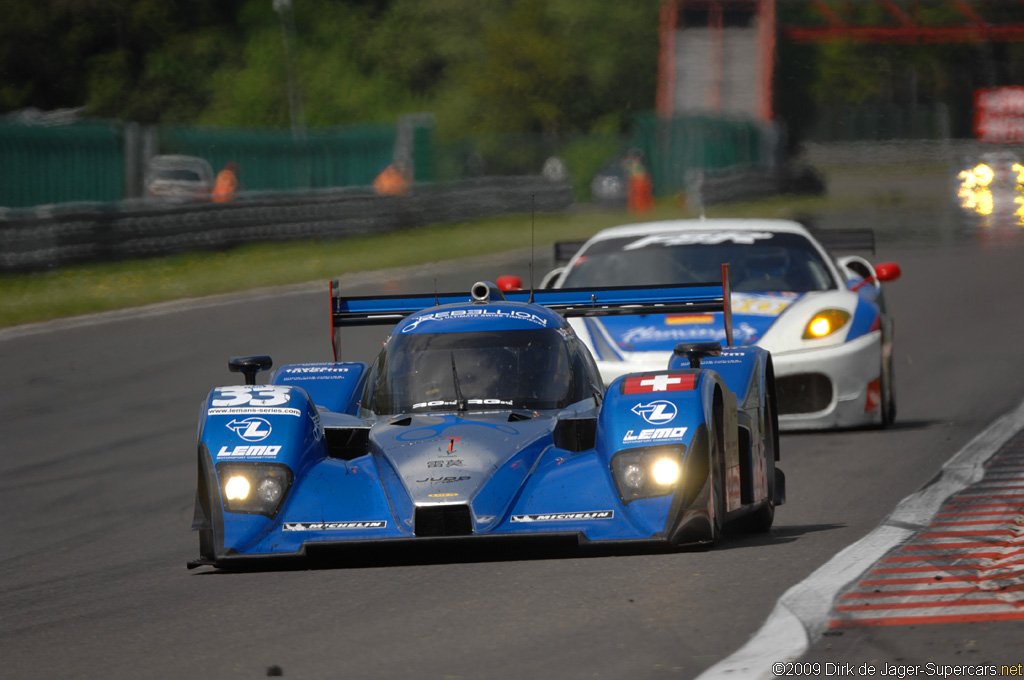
[
  {"x1": 0, "y1": 281, "x2": 322, "y2": 342},
  {"x1": 696, "y1": 396, "x2": 1024, "y2": 680}
]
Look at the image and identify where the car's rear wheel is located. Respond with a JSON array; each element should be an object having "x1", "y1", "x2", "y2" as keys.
[
  {"x1": 881, "y1": 351, "x2": 897, "y2": 428},
  {"x1": 743, "y1": 392, "x2": 778, "y2": 533},
  {"x1": 706, "y1": 397, "x2": 726, "y2": 544}
]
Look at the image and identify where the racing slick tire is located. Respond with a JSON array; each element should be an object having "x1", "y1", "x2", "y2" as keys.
[
  {"x1": 737, "y1": 386, "x2": 778, "y2": 533},
  {"x1": 707, "y1": 395, "x2": 726, "y2": 545},
  {"x1": 881, "y1": 352, "x2": 897, "y2": 428}
]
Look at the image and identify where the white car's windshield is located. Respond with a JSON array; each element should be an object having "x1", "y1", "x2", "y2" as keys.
[{"x1": 560, "y1": 231, "x2": 837, "y2": 293}]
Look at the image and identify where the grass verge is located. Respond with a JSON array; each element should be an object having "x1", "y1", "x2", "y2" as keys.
[{"x1": 0, "y1": 190, "x2": 855, "y2": 329}]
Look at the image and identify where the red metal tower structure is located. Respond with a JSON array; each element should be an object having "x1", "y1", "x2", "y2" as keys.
[
  {"x1": 657, "y1": 0, "x2": 777, "y2": 122},
  {"x1": 658, "y1": 0, "x2": 1024, "y2": 123}
]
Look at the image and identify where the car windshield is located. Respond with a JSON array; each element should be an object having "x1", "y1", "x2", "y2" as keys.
[
  {"x1": 560, "y1": 231, "x2": 837, "y2": 293},
  {"x1": 366, "y1": 328, "x2": 576, "y2": 415},
  {"x1": 154, "y1": 169, "x2": 204, "y2": 181}
]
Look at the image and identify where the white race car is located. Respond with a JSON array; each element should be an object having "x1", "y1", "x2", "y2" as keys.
[{"x1": 541, "y1": 219, "x2": 901, "y2": 431}]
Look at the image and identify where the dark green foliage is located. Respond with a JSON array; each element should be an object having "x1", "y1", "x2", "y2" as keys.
[
  {"x1": 8, "y1": 0, "x2": 1024, "y2": 145},
  {"x1": 0, "y1": 0, "x2": 660, "y2": 138}
]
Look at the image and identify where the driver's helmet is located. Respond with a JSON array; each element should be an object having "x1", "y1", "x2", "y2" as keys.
[{"x1": 744, "y1": 248, "x2": 790, "y2": 284}]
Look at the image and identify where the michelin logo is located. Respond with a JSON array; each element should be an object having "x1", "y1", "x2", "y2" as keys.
[
  {"x1": 283, "y1": 521, "x2": 387, "y2": 531},
  {"x1": 511, "y1": 511, "x2": 614, "y2": 522}
]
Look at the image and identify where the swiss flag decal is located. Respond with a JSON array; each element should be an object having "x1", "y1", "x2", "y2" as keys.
[{"x1": 623, "y1": 374, "x2": 697, "y2": 394}]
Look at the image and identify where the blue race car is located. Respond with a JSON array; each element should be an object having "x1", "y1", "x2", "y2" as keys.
[{"x1": 188, "y1": 277, "x2": 784, "y2": 568}]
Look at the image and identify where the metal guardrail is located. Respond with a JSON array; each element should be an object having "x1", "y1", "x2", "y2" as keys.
[
  {"x1": 691, "y1": 163, "x2": 826, "y2": 208},
  {"x1": 0, "y1": 176, "x2": 573, "y2": 272}
]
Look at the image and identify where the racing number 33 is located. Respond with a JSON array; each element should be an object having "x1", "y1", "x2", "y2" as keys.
[{"x1": 212, "y1": 385, "x2": 291, "y2": 407}]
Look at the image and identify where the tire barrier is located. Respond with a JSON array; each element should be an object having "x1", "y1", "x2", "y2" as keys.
[
  {"x1": 0, "y1": 176, "x2": 573, "y2": 272},
  {"x1": 691, "y1": 164, "x2": 826, "y2": 208}
]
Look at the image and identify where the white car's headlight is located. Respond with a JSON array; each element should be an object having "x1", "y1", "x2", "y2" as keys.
[{"x1": 802, "y1": 309, "x2": 851, "y2": 340}]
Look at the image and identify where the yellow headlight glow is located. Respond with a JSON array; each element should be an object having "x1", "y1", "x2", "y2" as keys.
[
  {"x1": 809, "y1": 318, "x2": 831, "y2": 336},
  {"x1": 652, "y1": 458, "x2": 681, "y2": 485},
  {"x1": 974, "y1": 164, "x2": 994, "y2": 188},
  {"x1": 225, "y1": 475, "x2": 251, "y2": 500},
  {"x1": 803, "y1": 309, "x2": 851, "y2": 340}
]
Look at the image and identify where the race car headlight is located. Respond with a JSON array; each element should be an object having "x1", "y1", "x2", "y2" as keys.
[
  {"x1": 652, "y1": 458, "x2": 681, "y2": 485},
  {"x1": 802, "y1": 309, "x2": 850, "y2": 340},
  {"x1": 216, "y1": 462, "x2": 293, "y2": 517},
  {"x1": 612, "y1": 445, "x2": 685, "y2": 503},
  {"x1": 973, "y1": 163, "x2": 994, "y2": 187}
]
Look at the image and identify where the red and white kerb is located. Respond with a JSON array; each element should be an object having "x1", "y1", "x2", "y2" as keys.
[{"x1": 830, "y1": 431, "x2": 1024, "y2": 628}]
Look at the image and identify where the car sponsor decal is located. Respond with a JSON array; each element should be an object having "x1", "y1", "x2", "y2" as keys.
[
  {"x1": 666, "y1": 314, "x2": 713, "y2": 325},
  {"x1": 412, "y1": 398, "x2": 513, "y2": 409},
  {"x1": 619, "y1": 322, "x2": 759, "y2": 346},
  {"x1": 211, "y1": 385, "x2": 292, "y2": 407},
  {"x1": 208, "y1": 407, "x2": 301, "y2": 418},
  {"x1": 511, "y1": 511, "x2": 614, "y2": 522},
  {"x1": 631, "y1": 400, "x2": 678, "y2": 424},
  {"x1": 402, "y1": 308, "x2": 548, "y2": 332},
  {"x1": 427, "y1": 459, "x2": 464, "y2": 468},
  {"x1": 622, "y1": 427, "x2": 688, "y2": 443},
  {"x1": 428, "y1": 493, "x2": 459, "y2": 498},
  {"x1": 416, "y1": 475, "x2": 471, "y2": 484},
  {"x1": 282, "y1": 365, "x2": 350, "y2": 374},
  {"x1": 226, "y1": 417, "x2": 272, "y2": 441},
  {"x1": 732, "y1": 293, "x2": 796, "y2": 317},
  {"x1": 217, "y1": 445, "x2": 282, "y2": 459},
  {"x1": 623, "y1": 374, "x2": 696, "y2": 393},
  {"x1": 279, "y1": 365, "x2": 354, "y2": 381},
  {"x1": 282, "y1": 521, "x2": 387, "y2": 531},
  {"x1": 623, "y1": 232, "x2": 775, "y2": 249}
]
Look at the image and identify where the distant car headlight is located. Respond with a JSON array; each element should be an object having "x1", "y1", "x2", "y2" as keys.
[
  {"x1": 217, "y1": 462, "x2": 293, "y2": 517},
  {"x1": 973, "y1": 163, "x2": 994, "y2": 187},
  {"x1": 802, "y1": 309, "x2": 851, "y2": 340},
  {"x1": 612, "y1": 445, "x2": 685, "y2": 503}
]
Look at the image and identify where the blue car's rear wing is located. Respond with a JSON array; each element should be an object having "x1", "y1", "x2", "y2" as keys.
[{"x1": 331, "y1": 265, "x2": 734, "y2": 359}]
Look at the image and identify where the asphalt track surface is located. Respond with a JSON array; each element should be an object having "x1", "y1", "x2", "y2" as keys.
[{"x1": 3, "y1": 192, "x2": 1024, "y2": 679}]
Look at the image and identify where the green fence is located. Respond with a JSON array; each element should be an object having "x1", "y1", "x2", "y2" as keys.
[
  {"x1": 0, "y1": 111, "x2": 771, "y2": 208},
  {"x1": 633, "y1": 113, "x2": 772, "y2": 198},
  {"x1": 807, "y1": 103, "x2": 951, "y2": 142},
  {"x1": 162, "y1": 123, "x2": 402, "y2": 192},
  {"x1": 0, "y1": 120, "x2": 124, "y2": 208}
]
